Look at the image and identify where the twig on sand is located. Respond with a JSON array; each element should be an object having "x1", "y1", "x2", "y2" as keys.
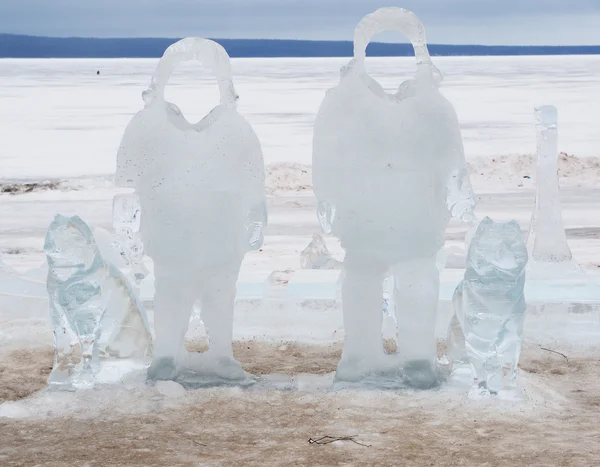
[
  {"x1": 540, "y1": 347, "x2": 569, "y2": 363},
  {"x1": 309, "y1": 435, "x2": 371, "y2": 447},
  {"x1": 191, "y1": 440, "x2": 207, "y2": 447}
]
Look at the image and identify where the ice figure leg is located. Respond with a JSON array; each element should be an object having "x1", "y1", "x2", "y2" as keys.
[
  {"x1": 336, "y1": 255, "x2": 387, "y2": 381},
  {"x1": 48, "y1": 302, "x2": 78, "y2": 387},
  {"x1": 447, "y1": 285, "x2": 469, "y2": 365},
  {"x1": 393, "y1": 255, "x2": 440, "y2": 388},
  {"x1": 200, "y1": 261, "x2": 241, "y2": 359},
  {"x1": 148, "y1": 269, "x2": 194, "y2": 380},
  {"x1": 193, "y1": 261, "x2": 245, "y2": 380}
]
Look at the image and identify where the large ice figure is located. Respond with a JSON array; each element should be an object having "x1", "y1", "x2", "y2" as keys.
[
  {"x1": 45, "y1": 215, "x2": 152, "y2": 389},
  {"x1": 449, "y1": 217, "x2": 528, "y2": 398},
  {"x1": 312, "y1": 7, "x2": 475, "y2": 387},
  {"x1": 527, "y1": 105, "x2": 572, "y2": 264},
  {"x1": 115, "y1": 38, "x2": 266, "y2": 384}
]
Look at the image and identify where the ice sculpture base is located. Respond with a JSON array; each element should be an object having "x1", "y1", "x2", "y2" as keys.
[
  {"x1": 148, "y1": 351, "x2": 256, "y2": 389},
  {"x1": 173, "y1": 371, "x2": 257, "y2": 390},
  {"x1": 334, "y1": 354, "x2": 451, "y2": 390},
  {"x1": 48, "y1": 358, "x2": 150, "y2": 392}
]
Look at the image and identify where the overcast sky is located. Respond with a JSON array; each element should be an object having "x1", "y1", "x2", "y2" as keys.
[{"x1": 1, "y1": 0, "x2": 599, "y2": 45}]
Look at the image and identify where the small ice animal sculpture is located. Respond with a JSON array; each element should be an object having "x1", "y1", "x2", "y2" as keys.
[
  {"x1": 527, "y1": 105, "x2": 572, "y2": 264},
  {"x1": 300, "y1": 234, "x2": 342, "y2": 269},
  {"x1": 312, "y1": 7, "x2": 475, "y2": 387},
  {"x1": 115, "y1": 38, "x2": 267, "y2": 384},
  {"x1": 448, "y1": 217, "x2": 528, "y2": 398},
  {"x1": 44, "y1": 215, "x2": 152, "y2": 390}
]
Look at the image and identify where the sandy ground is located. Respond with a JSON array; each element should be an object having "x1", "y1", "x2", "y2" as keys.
[{"x1": 1, "y1": 342, "x2": 599, "y2": 467}]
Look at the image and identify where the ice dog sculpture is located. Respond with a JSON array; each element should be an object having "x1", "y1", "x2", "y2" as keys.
[
  {"x1": 312, "y1": 8, "x2": 475, "y2": 387},
  {"x1": 448, "y1": 217, "x2": 528, "y2": 398},
  {"x1": 115, "y1": 38, "x2": 267, "y2": 384},
  {"x1": 45, "y1": 215, "x2": 152, "y2": 389}
]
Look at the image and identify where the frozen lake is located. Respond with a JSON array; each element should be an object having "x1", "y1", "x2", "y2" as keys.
[
  {"x1": 1, "y1": 56, "x2": 600, "y2": 272},
  {"x1": 1, "y1": 55, "x2": 600, "y2": 180}
]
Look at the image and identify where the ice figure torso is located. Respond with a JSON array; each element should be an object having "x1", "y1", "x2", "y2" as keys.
[
  {"x1": 116, "y1": 38, "x2": 266, "y2": 268},
  {"x1": 451, "y1": 217, "x2": 528, "y2": 397},
  {"x1": 313, "y1": 10, "x2": 467, "y2": 262}
]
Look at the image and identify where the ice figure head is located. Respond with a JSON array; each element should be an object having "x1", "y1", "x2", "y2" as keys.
[
  {"x1": 466, "y1": 217, "x2": 528, "y2": 282},
  {"x1": 353, "y1": 7, "x2": 442, "y2": 86},
  {"x1": 142, "y1": 37, "x2": 238, "y2": 108},
  {"x1": 44, "y1": 215, "x2": 99, "y2": 274}
]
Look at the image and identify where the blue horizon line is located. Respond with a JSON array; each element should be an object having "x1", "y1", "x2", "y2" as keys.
[{"x1": 1, "y1": 33, "x2": 599, "y2": 58}]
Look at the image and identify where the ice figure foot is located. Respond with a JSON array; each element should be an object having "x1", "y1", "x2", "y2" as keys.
[
  {"x1": 469, "y1": 382, "x2": 495, "y2": 399},
  {"x1": 147, "y1": 357, "x2": 178, "y2": 381},
  {"x1": 402, "y1": 359, "x2": 441, "y2": 390},
  {"x1": 47, "y1": 369, "x2": 77, "y2": 392},
  {"x1": 334, "y1": 354, "x2": 400, "y2": 387},
  {"x1": 196, "y1": 354, "x2": 246, "y2": 381},
  {"x1": 335, "y1": 357, "x2": 370, "y2": 383},
  {"x1": 173, "y1": 352, "x2": 251, "y2": 388}
]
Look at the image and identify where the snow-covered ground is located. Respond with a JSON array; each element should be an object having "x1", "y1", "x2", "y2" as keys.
[{"x1": 1, "y1": 56, "x2": 600, "y2": 465}]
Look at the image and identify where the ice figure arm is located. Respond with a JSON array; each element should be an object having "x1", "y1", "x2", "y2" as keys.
[
  {"x1": 114, "y1": 118, "x2": 148, "y2": 281},
  {"x1": 112, "y1": 191, "x2": 148, "y2": 283},
  {"x1": 243, "y1": 132, "x2": 268, "y2": 251}
]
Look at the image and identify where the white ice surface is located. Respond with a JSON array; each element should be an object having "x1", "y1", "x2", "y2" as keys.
[{"x1": 1, "y1": 56, "x2": 600, "y2": 180}]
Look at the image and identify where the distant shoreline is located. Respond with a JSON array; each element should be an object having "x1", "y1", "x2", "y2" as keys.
[{"x1": 1, "y1": 34, "x2": 599, "y2": 58}]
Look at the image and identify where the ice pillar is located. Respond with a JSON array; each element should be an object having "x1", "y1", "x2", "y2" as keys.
[{"x1": 527, "y1": 105, "x2": 572, "y2": 263}]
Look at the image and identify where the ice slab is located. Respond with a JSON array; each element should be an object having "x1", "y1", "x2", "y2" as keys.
[{"x1": 139, "y1": 268, "x2": 600, "y2": 304}]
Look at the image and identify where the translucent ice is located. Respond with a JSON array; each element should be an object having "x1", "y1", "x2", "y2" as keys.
[
  {"x1": 312, "y1": 8, "x2": 475, "y2": 386},
  {"x1": 449, "y1": 217, "x2": 528, "y2": 398},
  {"x1": 300, "y1": 234, "x2": 342, "y2": 269},
  {"x1": 527, "y1": 105, "x2": 572, "y2": 263},
  {"x1": 115, "y1": 38, "x2": 266, "y2": 384},
  {"x1": 44, "y1": 215, "x2": 152, "y2": 390},
  {"x1": 112, "y1": 193, "x2": 148, "y2": 284}
]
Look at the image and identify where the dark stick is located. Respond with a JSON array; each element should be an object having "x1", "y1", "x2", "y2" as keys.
[
  {"x1": 309, "y1": 435, "x2": 371, "y2": 447},
  {"x1": 540, "y1": 347, "x2": 569, "y2": 363}
]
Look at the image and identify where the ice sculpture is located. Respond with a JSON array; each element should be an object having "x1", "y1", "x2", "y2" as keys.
[
  {"x1": 44, "y1": 215, "x2": 152, "y2": 390},
  {"x1": 449, "y1": 217, "x2": 528, "y2": 398},
  {"x1": 300, "y1": 234, "x2": 342, "y2": 269},
  {"x1": 312, "y1": 8, "x2": 475, "y2": 387},
  {"x1": 527, "y1": 106, "x2": 572, "y2": 263},
  {"x1": 112, "y1": 193, "x2": 148, "y2": 284},
  {"x1": 115, "y1": 38, "x2": 266, "y2": 384}
]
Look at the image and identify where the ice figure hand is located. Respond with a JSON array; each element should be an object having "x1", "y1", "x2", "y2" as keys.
[
  {"x1": 317, "y1": 201, "x2": 336, "y2": 235},
  {"x1": 247, "y1": 200, "x2": 267, "y2": 250},
  {"x1": 112, "y1": 191, "x2": 148, "y2": 283}
]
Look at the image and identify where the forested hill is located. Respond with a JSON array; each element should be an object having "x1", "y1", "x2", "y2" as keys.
[{"x1": 1, "y1": 34, "x2": 599, "y2": 58}]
